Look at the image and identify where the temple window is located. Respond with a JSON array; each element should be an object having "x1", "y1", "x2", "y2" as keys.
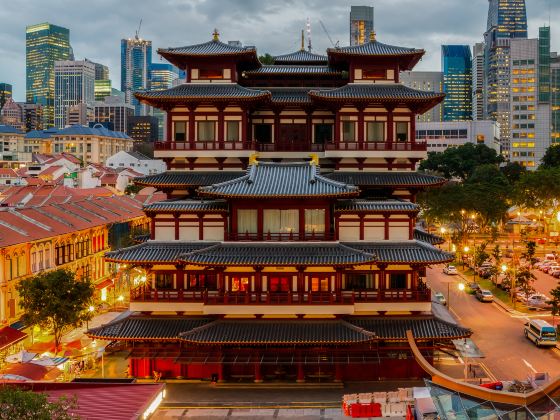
[
  {"x1": 189, "y1": 273, "x2": 217, "y2": 290},
  {"x1": 367, "y1": 122, "x2": 385, "y2": 142},
  {"x1": 231, "y1": 276, "x2": 249, "y2": 292},
  {"x1": 362, "y1": 69, "x2": 386, "y2": 80},
  {"x1": 237, "y1": 209, "x2": 257, "y2": 234},
  {"x1": 269, "y1": 276, "x2": 290, "y2": 292},
  {"x1": 263, "y1": 209, "x2": 299, "y2": 234},
  {"x1": 155, "y1": 273, "x2": 174, "y2": 290},
  {"x1": 254, "y1": 124, "x2": 272, "y2": 143},
  {"x1": 174, "y1": 121, "x2": 186, "y2": 141},
  {"x1": 304, "y1": 209, "x2": 325, "y2": 234},
  {"x1": 342, "y1": 121, "x2": 355, "y2": 142},
  {"x1": 197, "y1": 121, "x2": 215, "y2": 142},
  {"x1": 314, "y1": 124, "x2": 333, "y2": 144},
  {"x1": 226, "y1": 121, "x2": 240, "y2": 141},
  {"x1": 390, "y1": 273, "x2": 407, "y2": 289},
  {"x1": 310, "y1": 275, "x2": 330, "y2": 292},
  {"x1": 198, "y1": 69, "x2": 223, "y2": 79},
  {"x1": 345, "y1": 273, "x2": 374, "y2": 290},
  {"x1": 396, "y1": 122, "x2": 409, "y2": 142}
]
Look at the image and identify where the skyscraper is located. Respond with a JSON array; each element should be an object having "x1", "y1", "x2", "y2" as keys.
[
  {"x1": 150, "y1": 63, "x2": 180, "y2": 139},
  {"x1": 0, "y1": 83, "x2": 12, "y2": 110},
  {"x1": 484, "y1": 0, "x2": 528, "y2": 154},
  {"x1": 121, "y1": 36, "x2": 152, "y2": 115},
  {"x1": 26, "y1": 23, "x2": 71, "y2": 128},
  {"x1": 87, "y1": 60, "x2": 112, "y2": 101},
  {"x1": 54, "y1": 60, "x2": 95, "y2": 128},
  {"x1": 442, "y1": 45, "x2": 472, "y2": 121},
  {"x1": 350, "y1": 6, "x2": 374, "y2": 46},
  {"x1": 400, "y1": 71, "x2": 443, "y2": 122},
  {"x1": 472, "y1": 43, "x2": 485, "y2": 120}
]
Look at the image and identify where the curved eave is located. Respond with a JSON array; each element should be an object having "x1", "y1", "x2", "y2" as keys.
[
  {"x1": 134, "y1": 91, "x2": 271, "y2": 107},
  {"x1": 143, "y1": 209, "x2": 228, "y2": 215},
  {"x1": 158, "y1": 49, "x2": 260, "y2": 68},
  {"x1": 197, "y1": 191, "x2": 360, "y2": 200},
  {"x1": 327, "y1": 50, "x2": 424, "y2": 71},
  {"x1": 86, "y1": 334, "x2": 179, "y2": 342},
  {"x1": 334, "y1": 209, "x2": 420, "y2": 214},
  {"x1": 103, "y1": 257, "x2": 162, "y2": 265},
  {"x1": 178, "y1": 259, "x2": 376, "y2": 268},
  {"x1": 179, "y1": 338, "x2": 373, "y2": 345}
]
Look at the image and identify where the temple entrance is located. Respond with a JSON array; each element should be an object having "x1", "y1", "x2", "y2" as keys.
[
  {"x1": 269, "y1": 276, "x2": 291, "y2": 293},
  {"x1": 279, "y1": 124, "x2": 306, "y2": 150},
  {"x1": 254, "y1": 124, "x2": 272, "y2": 144}
]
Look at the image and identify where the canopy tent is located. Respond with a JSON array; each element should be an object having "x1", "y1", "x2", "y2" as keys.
[{"x1": 5, "y1": 350, "x2": 37, "y2": 364}]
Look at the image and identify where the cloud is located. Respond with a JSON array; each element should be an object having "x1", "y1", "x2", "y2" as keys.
[{"x1": 0, "y1": 0, "x2": 559, "y2": 101}]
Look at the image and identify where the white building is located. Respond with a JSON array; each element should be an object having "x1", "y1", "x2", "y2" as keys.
[
  {"x1": 106, "y1": 150, "x2": 166, "y2": 176},
  {"x1": 416, "y1": 120, "x2": 501, "y2": 153},
  {"x1": 400, "y1": 71, "x2": 443, "y2": 122},
  {"x1": 54, "y1": 60, "x2": 95, "y2": 129}
]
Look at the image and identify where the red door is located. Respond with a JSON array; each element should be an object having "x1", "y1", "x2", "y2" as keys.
[{"x1": 269, "y1": 276, "x2": 291, "y2": 292}]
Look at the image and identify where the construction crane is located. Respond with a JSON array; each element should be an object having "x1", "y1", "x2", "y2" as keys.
[
  {"x1": 135, "y1": 18, "x2": 143, "y2": 40},
  {"x1": 319, "y1": 20, "x2": 338, "y2": 48},
  {"x1": 306, "y1": 18, "x2": 312, "y2": 52}
]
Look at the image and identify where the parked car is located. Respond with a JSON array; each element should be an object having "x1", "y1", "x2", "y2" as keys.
[
  {"x1": 476, "y1": 262, "x2": 493, "y2": 275},
  {"x1": 476, "y1": 289, "x2": 494, "y2": 302},
  {"x1": 543, "y1": 264, "x2": 560, "y2": 274},
  {"x1": 526, "y1": 294, "x2": 553, "y2": 309},
  {"x1": 434, "y1": 292, "x2": 447, "y2": 306},
  {"x1": 549, "y1": 268, "x2": 560, "y2": 278},
  {"x1": 443, "y1": 265, "x2": 458, "y2": 275},
  {"x1": 469, "y1": 282, "x2": 481, "y2": 291}
]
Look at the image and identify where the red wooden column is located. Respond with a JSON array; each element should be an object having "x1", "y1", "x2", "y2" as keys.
[
  {"x1": 359, "y1": 214, "x2": 365, "y2": 241},
  {"x1": 296, "y1": 266, "x2": 305, "y2": 294},
  {"x1": 174, "y1": 213, "x2": 180, "y2": 240},
  {"x1": 383, "y1": 213, "x2": 390, "y2": 240},
  {"x1": 166, "y1": 108, "x2": 173, "y2": 142},
  {"x1": 357, "y1": 105, "x2": 365, "y2": 150},
  {"x1": 298, "y1": 209, "x2": 305, "y2": 241},
  {"x1": 334, "y1": 214, "x2": 340, "y2": 240},
  {"x1": 198, "y1": 214, "x2": 204, "y2": 240},
  {"x1": 386, "y1": 106, "x2": 394, "y2": 146},
  {"x1": 334, "y1": 106, "x2": 341, "y2": 145},
  {"x1": 188, "y1": 104, "x2": 197, "y2": 148},
  {"x1": 410, "y1": 113, "x2": 416, "y2": 144},
  {"x1": 217, "y1": 105, "x2": 225, "y2": 148},
  {"x1": 408, "y1": 217, "x2": 414, "y2": 240},
  {"x1": 150, "y1": 218, "x2": 155, "y2": 240},
  {"x1": 334, "y1": 363, "x2": 343, "y2": 382},
  {"x1": 241, "y1": 107, "x2": 248, "y2": 145},
  {"x1": 273, "y1": 108, "x2": 281, "y2": 146},
  {"x1": 254, "y1": 353, "x2": 263, "y2": 383},
  {"x1": 296, "y1": 351, "x2": 305, "y2": 383},
  {"x1": 255, "y1": 266, "x2": 263, "y2": 293},
  {"x1": 305, "y1": 108, "x2": 313, "y2": 147},
  {"x1": 378, "y1": 263, "x2": 387, "y2": 291}
]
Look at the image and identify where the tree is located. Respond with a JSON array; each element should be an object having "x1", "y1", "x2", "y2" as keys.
[
  {"x1": 418, "y1": 143, "x2": 504, "y2": 181},
  {"x1": 541, "y1": 144, "x2": 560, "y2": 168},
  {"x1": 515, "y1": 267, "x2": 536, "y2": 303},
  {"x1": 474, "y1": 241, "x2": 490, "y2": 268},
  {"x1": 522, "y1": 240, "x2": 537, "y2": 267},
  {"x1": 550, "y1": 284, "x2": 560, "y2": 328},
  {"x1": 16, "y1": 269, "x2": 95, "y2": 353},
  {"x1": 258, "y1": 53, "x2": 274, "y2": 64},
  {"x1": 0, "y1": 386, "x2": 78, "y2": 420},
  {"x1": 501, "y1": 161, "x2": 526, "y2": 183}
]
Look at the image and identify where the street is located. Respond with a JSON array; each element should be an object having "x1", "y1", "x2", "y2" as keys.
[{"x1": 427, "y1": 266, "x2": 560, "y2": 381}]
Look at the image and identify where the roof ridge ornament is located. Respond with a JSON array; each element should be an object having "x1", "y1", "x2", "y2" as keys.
[
  {"x1": 249, "y1": 153, "x2": 259, "y2": 166},
  {"x1": 212, "y1": 28, "x2": 220, "y2": 41},
  {"x1": 309, "y1": 153, "x2": 319, "y2": 166}
]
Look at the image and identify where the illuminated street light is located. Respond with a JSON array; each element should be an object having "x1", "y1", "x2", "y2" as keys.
[
  {"x1": 501, "y1": 264, "x2": 508, "y2": 273},
  {"x1": 458, "y1": 283, "x2": 465, "y2": 291},
  {"x1": 464, "y1": 246, "x2": 470, "y2": 253}
]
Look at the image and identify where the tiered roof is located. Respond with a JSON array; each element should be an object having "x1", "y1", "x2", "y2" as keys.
[
  {"x1": 335, "y1": 199, "x2": 419, "y2": 213},
  {"x1": 143, "y1": 199, "x2": 228, "y2": 214},
  {"x1": 134, "y1": 171, "x2": 243, "y2": 188},
  {"x1": 273, "y1": 50, "x2": 328, "y2": 65},
  {"x1": 324, "y1": 172, "x2": 446, "y2": 188}
]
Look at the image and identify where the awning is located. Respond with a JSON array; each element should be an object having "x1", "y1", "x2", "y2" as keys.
[
  {"x1": 95, "y1": 279, "x2": 114, "y2": 290},
  {"x1": 0, "y1": 326, "x2": 27, "y2": 352}
]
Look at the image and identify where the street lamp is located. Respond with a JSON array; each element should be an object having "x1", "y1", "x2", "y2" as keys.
[
  {"x1": 447, "y1": 281, "x2": 466, "y2": 312},
  {"x1": 463, "y1": 246, "x2": 470, "y2": 270},
  {"x1": 501, "y1": 263, "x2": 517, "y2": 309},
  {"x1": 86, "y1": 305, "x2": 95, "y2": 330}
]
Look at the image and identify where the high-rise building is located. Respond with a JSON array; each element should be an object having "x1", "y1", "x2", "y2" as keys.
[
  {"x1": 472, "y1": 43, "x2": 485, "y2": 120},
  {"x1": 87, "y1": 60, "x2": 112, "y2": 101},
  {"x1": 127, "y1": 115, "x2": 158, "y2": 142},
  {"x1": 551, "y1": 53, "x2": 560, "y2": 145},
  {"x1": 21, "y1": 103, "x2": 43, "y2": 132},
  {"x1": 26, "y1": 23, "x2": 71, "y2": 128},
  {"x1": 93, "y1": 96, "x2": 135, "y2": 133},
  {"x1": 121, "y1": 36, "x2": 152, "y2": 115},
  {"x1": 400, "y1": 71, "x2": 443, "y2": 122},
  {"x1": 509, "y1": 36, "x2": 549, "y2": 169},
  {"x1": 92, "y1": 62, "x2": 109, "y2": 81},
  {"x1": 350, "y1": 6, "x2": 374, "y2": 46},
  {"x1": 0, "y1": 83, "x2": 12, "y2": 110},
  {"x1": 149, "y1": 63, "x2": 180, "y2": 139},
  {"x1": 0, "y1": 99, "x2": 24, "y2": 131},
  {"x1": 442, "y1": 45, "x2": 472, "y2": 121},
  {"x1": 67, "y1": 103, "x2": 93, "y2": 126},
  {"x1": 54, "y1": 60, "x2": 95, "y2": 128},
  {"x1": 484, "y1": 0, "x2": 528, "y2": 154}
]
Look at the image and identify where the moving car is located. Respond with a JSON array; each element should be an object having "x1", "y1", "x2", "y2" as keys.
[
  {"x1": 475, "y1": 289, "x2": 494, "y2": 302},
  {"x1": 434, "y1": 292, "x2": 447, "y2": 306},
  {"x1": 526, "y1": 294, "x2": 553, "y2": 309},
  {"x1": 443, "y1": 265, "x2": 458, "y2": 275},
  {"x1": 524, "y1": 319, "x2": 557, "y2": 347}
]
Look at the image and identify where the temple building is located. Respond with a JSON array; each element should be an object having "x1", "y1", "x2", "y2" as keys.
[{"x1": 88, "y1": 30, "x2": 470, "y2": 382}]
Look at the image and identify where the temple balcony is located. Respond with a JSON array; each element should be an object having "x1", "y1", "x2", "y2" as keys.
[
  {"x1": 225, "y1": 232, "x2": 335, "y2": 241},
  {"x1": 128, "y1": 288, "x2": 432, "y2": 315}
]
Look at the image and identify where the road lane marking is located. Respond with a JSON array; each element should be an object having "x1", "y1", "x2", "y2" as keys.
[
  {"x1": 479, "y1": 362, "x2": 497, "y2": 382},
  {"x1": 457, "y1": 357, "x2": 464, "y2": 365},
  {"x1": 449, "y1": 308, "x2": 461, "y2": 320},
  {"x1": 522, "y1": 359, "x2": 537, "y2": 373}
]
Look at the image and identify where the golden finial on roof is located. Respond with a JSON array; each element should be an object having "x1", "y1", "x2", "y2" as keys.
[
  {"x1": 301, "y1": 29, "x2": 305, "y2": 51},
  {"x1": 370, "y1": 31, "x2": 376, "y2": 42},
  {"x1": 212, "y1": 28, "x2": 220, "y2": 41},
  {"x1": 309, "y1": 153, "x2": 319, "y2": 166},
  {"x1": 249, "y1": 153, "x2": 259, "y2": 166}
]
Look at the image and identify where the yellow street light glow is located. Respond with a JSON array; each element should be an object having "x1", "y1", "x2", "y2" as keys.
[
  {"x1": 464, "y1": 246, "x2": 470, "y2": 253},
  {"x1": 458, "y1": 283, "x2": 465, "y2": 291},
  {"x1": 501, "y1": 264, "x2": 508, "y2": 272},
  {"x1": 471, "y1": 214, "x2": 476, "y2": 219},
  {"x1": 452, "y1": 244, "x2": 457, "y2": 252},
  {"x1": 557, "y1": 211, "x2": 560, "y2": 222},
  {"x1": 440, "y1": 227, "x2": 446, "y2": 234},
  {"x1": 461, "y1": 209, "x2": 465, "y2": 215},
  {"x1": 117, "y1": 295, "x2": 124, "y2": 302}
]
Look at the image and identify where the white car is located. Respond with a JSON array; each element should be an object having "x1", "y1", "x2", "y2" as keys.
[
  {"x1": 443, "y1": 265, "x2": 458, "y2": 275},
  {"x1": 526, "y1": 294, "x2": 552, "y2": 309}
]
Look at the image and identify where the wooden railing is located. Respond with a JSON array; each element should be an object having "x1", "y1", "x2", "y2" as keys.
[
  {"x1": 131, "y1": 288, "x2": 431, "y2": 304},
  {"x1": 226, "y1": 232, "x2": 334, "y2": 241},
  {"x1": 325, "y1": 141, "x2": 427, "y2": 151}
]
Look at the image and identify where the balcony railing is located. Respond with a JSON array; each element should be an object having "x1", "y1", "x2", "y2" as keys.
[
  {"x1": 226, "y1": 232, "x2": 334, "y2": 241},
  {"x1": 154, "y1": 140, "x2": 427, "y2": 152},
  {"x1": 131, "y1": 288, "x2": 431, "y2": 304}
]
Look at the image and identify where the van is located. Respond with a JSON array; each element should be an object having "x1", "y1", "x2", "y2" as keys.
[{"x1": 524, "y1": 320, "x2": 557, "y2": 347}]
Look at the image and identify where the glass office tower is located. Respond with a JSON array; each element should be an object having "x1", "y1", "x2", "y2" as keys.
[
  {"x1": 442, "y1": 45, "x2": 473, "y2": 121},
  {"x1": 26, "y1": 23, "x2": 71, "y2": 128},
  {"x1": 0, "y1": 83, "x2": 12, "y2": 110},
  {"x1": 121, "y1": 37, "x2": 152, "y2": 115},
  {"x1": 350, "y1": 6, "x2": 374, "y2": 46},
  {"x1": 149, "y1": 63, "x2": 180, "y2": 140}
]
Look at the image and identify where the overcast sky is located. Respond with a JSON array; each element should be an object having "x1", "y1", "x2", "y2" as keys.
[{"x1": 1, "y1": 0, "x2": 558, "y2": 102}]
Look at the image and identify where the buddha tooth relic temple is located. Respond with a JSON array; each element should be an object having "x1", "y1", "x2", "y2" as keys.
[{"x1": 87, "y1": 30, "x2": 471, "y2": 382}]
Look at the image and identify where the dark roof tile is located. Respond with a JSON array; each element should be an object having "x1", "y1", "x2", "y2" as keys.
[
  {"x1": 159, "y1": 40, "x2": 255, "y2": 56},
  {"x1": 335, "y1": 199, "x2": 419, "y2": 213},
  {"x1": 324, "y1": 171, "x2": 446, "y2": 187},
  {"x1": 309, "y1": 84, "x2": 444, "y2": 101},
  {"x1": 135, "y1": 84, "x2": 270, "y2": 102},
  {"x1": 329, "y1": 40, "x2": 422, "y2": 56},
  {"x1": 134, "y1": 171, "x2": 244, "y2": 188},
  {"x1": 105, "y1": 241, "x2": 218, "y2": 263},
  {"x1": 273, "y1": 50, "x2": 328, "y2": 64},
  {"x1": 143, "y1": 200, "x2": 228, "y2": 213},
  {"x1": 345, "y1": 241, "x2": 453, "y2": 264},
  {"x1": 348, "y1": 317, "x2": 471, "y2": 340}
]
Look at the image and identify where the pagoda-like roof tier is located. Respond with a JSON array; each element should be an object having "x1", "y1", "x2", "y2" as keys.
[
  {"x1": 243, "y1": 65, "x2": 341, "y2": 76},
  {"x1": 328, "y1": 40, "x2": 424, "y2": 71},
  {"x1": 199, "y1": 161, "x2": 359, "y2": 199},
  {"x1": 273, "y1": 50, "x2": 328, "y2": 65},
  {"x1": 348, "y1": 317, "x2": 471, "y2": 341},
  {"x1": 179, "y1": 242, "x2": 376, "y2": 267},
  {"x1": 324, "y1": 171, "x2": 446, "y2": 188},
  {"x1": 413, "y1": 229, "x2": 445, "y2": 245},
  {"x1": 105, "y1": 241, "x2": 218, "y2": 264},
  {"x1": 134, "y1": 171, "x2": 244, "y2": 188},
  {"x1": 143, "y1": 200, "x2": 228, "y2": 214},
  {"x1": 335, "y1": 199, "x2": 419, "y2": 213},
  {"x1": 88, "y1": 315, "x2": 471, "y2": 343},
  {"x1": 158, "y1": 39, "x2": 260, "y2": 68},
  {"x1": 309, "y1": 84, "x2": 445, "y2": 113},
  {"x1": 347, "y1": 241, "x2": 453, "y2": 264},
  {"x1": 180, "y1": 319, "x2": 375, "y2": 345},
  {"x1": 269, "y1": 89, "x2": 313, "y2": 104},
  {"x1": 134, "y1": 84, "x2": 270, "y2": 107}
]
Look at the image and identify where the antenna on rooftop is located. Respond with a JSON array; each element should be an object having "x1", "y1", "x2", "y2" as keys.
[
  {"x1": 306, "y1": 18, "x2": 312, "y2": 52},
  {"x1": 135, "y1": 18, "x2": 143, "y2": 40}
]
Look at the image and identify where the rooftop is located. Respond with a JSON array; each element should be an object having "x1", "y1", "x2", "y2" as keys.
[
  {"x1": 273, "y1": 50, "x2": 328, "y2": 64},
  {"x1": 0, "y1": 125, "x2": 24, "y2": 135}
]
